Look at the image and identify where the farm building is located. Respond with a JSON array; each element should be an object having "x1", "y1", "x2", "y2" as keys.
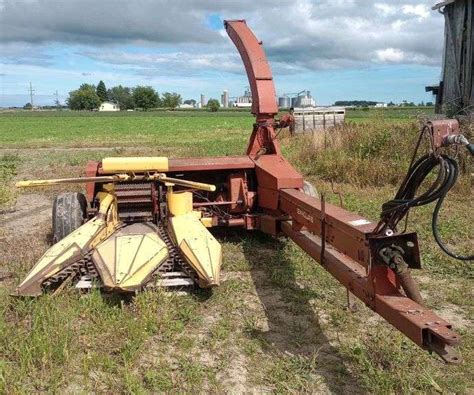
[
  {"x1": 427, "y1": 0, "x2": 473, "y2": 114},
  {"x1": 99, "y1": 102, "x2": 120, "y2": 112},
  {"x1": 177, "y1": 103, "x2": 195, "y2": 109},
  {"x1": 291, "y1": 107, "x2": 345, "y2": 134}
]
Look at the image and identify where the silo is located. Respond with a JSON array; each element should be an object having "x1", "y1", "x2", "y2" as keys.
[
  {"x1": 278, "y1": 96, "x2": 291, "y2": 108},
  {"x1": 200, "y1": 94, "x2": 206, "y2": 107},
  {"x1": 295, "y1": 91, "x2": 315, "y2": 107},
  {"x1": 223, "y1": 90, "x2": 229, "y2": 108}
]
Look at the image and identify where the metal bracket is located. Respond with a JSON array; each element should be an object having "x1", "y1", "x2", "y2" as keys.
[{"x1": 369, "y1": 233, "x2": 421, "y2": 269}]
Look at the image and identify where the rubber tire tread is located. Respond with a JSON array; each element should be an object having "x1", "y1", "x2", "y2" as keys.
[{"x1": 52, "y1": 192, "x2": 87, "y2": 243}]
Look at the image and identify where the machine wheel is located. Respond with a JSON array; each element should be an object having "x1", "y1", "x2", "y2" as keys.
[
  {"x1": 52, "y1": 192, "x2": 87, "y2": 243},
  {"x1": 301, "y1": 180, "x2": 319, "y2": 199}
]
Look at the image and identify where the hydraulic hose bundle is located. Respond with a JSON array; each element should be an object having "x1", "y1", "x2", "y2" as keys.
[{"x1": 376, "y1": 121, "x2": 473, "y2": 261}]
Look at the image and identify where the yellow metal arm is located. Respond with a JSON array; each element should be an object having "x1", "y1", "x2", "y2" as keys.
[
  {"x1": 16, "y1": 173, "x2": 216, "y2": 192},
  {"x1": 156, "y1": 175, "x2": 216, "y2": 192},
  {"x1": 15, "y1": 175, "x2": 130, "y2": 187}
]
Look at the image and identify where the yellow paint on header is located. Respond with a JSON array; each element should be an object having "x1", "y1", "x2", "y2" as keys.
[
  {"x1": 102, "y1": 157, "x2": 168, "y2": 173},
  {"x1": 167, "y1": 191, "x2": 193, "y2": 216}
]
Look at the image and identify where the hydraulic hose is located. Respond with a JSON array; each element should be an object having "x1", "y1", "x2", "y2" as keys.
[{"x1": 378, "y1": 152, "x2": 472, "y2": 261}]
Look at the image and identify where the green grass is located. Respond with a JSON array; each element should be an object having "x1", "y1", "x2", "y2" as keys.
[
  {"x1": 346, "y1": 106, "x2": 435, "y2": 122},
  {"x1": 0, "y1": 107, "x2": 427, "y2": 150},
  {"x1": 0, "y1": 111, "x2": 254, "y2": 156},
  {"x1": 0, "y1": 153, "x2": 20, "y2": 207},
  {"x1": 0, "y1": 108, "x2": 472, "y2": 393}
]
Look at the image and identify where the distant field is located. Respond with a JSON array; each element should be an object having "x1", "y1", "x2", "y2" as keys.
[
  {"x1": 0, "y1": 111, "x2": 253, "y2": 156},
  {"x1": 345, "y1": 106, "x2": 435, "y2": 121},
  {"x1": 1, "y1": 106, "x2": 472, "y2": 393},
  {"x1": 0, "y1": 107, "x2": 432, "y2": 151}
]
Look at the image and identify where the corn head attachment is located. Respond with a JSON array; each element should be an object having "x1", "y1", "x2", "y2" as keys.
[
  {"x1": 11, "y1": 20, "x2": 466, "y2": 364},
  {"x1": 15, "y1": 160, "x2": 221, "y2": 295}
]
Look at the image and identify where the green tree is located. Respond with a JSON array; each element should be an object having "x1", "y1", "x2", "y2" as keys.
[
  {"x1": 207, "y1": 98, "x2": 220, "y2": 112},
  {"x1": 160, "y1": 92, "x2": 182, "y2": 108},
  {"x1": 67, "y1": 84, "x2": 101, "y2": 110},
  {"x1": 96, "y1": 80, "x2": 108, "y2": 102},
  {"x1": 107, "y1": 85, "x2": 134, "y2": 110},
  {"x1": 183, "y1": 99, "x2": 196, "y2": 106},
  {"x1": 132, "y1": 86, "x2": 159, "y2": 110},
  {"x1": 23, "y1": 102, "x2": 33, "y2": 110}
]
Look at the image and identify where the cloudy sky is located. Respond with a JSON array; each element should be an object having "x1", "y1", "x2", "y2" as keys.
[{"x1": 0, "y1": 0, "x2": 444, "y2": 107}]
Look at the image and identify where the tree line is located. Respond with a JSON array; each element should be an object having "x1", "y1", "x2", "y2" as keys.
[
  {"x1": 67, "y1": 80, "x2": 182, "y2": 110},
  {"x1": 334, "y1": 100, "x2": 434, "y2": 107}
]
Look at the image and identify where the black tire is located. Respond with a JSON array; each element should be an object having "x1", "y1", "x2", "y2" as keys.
[
  {"x1": 301, "y1": 180, "x2": 319, "y2": 199},
  {"x1": 52, "y1": 192, "x2": 87, "y2": 243}
]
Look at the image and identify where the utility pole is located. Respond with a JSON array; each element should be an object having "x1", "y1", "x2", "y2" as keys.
[
  {"x1": 28, "y1": 82, "x2": 35, "y2": 108},
  {"x1": 54, "y1": 90, "x2": 60, "y2": 109}
]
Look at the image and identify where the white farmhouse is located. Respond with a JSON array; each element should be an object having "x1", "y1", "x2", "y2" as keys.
[{"x1": 99, "y1": 102, "x2": 120, "y2": 111}]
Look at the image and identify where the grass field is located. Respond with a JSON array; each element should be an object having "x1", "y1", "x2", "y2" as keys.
[{"x1": 0, "y1": 108, "x2": 472, "y2": 393}]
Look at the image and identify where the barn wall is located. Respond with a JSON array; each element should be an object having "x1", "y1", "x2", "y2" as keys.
[{"x1": 440, "y1": 0, "x2": 473, "y2": 114}]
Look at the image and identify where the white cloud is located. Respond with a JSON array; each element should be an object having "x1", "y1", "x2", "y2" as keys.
[
  {"x1": 374, "y1": 3, "x2": 397, "y2": 16},
  {"x1": 391, "y1": 19, "x2": 407, "y2": 31},
  {"x1": 376, "y1": 48, "x2": 405, "y2": 62},
  {"x1": 402, "y1": 4, "x2": 430, "y2": 19},
  {"x1": 0, "y1": 0, "x2": 445, "y2": 73}
]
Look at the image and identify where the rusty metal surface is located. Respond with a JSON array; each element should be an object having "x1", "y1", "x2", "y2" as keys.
[
  {"x1": 375, "y1": 293, "x2": 461, "y2": 361},
  {"x1": 257, "y1": 187, "x2": 279, "y2": 210},
  {"x1": 281, "y1": 221, "x2": 461, "y2": 362},
  {"x1": 396, "y1": 266, "x2": 425, "y2": 306},
  {"x1": 369, "y1": 233, "x2": 421, "y2": 269},
  {"x1": 224, "y1": 20, "x2": 281, "y2": 157},
  {"x1": 280, "y1": 188, "x2": 374, "y2": 266},
  {"x1": 227, "y1": 173, "x2": 249, "y2": 213},
  {"x1": 281, "y1": 221, "x2": 372, "y2": 306},
  {"x1": 254, "y1": 155, "x2": 303, "y2": 190},
  {"x1": 246, "y1": 124, "x2": 281, "y2": 157},
  {"x1": 427, "y1": 119, "x2": 460, "y2": 148},
  {"x1": 168, "y1": 156, "x2": 254, "y2": 172},
  {"x1": 224, "y1": 20, "x2": 278, "y2": 118},
  {"x1": 85, "y1": 160, "x2": 100, "y2": 202},
  {"x1": 115, "y1": 182, "x2": 154, "y2": 222}
]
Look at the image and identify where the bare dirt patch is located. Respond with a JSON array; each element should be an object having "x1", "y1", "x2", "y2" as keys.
[
  {"x1": 434, "y1": 304, "x2": 473, "y2": 330},
  {"x1": 0, "y1": 193, "x2": 51, "y2": 235}
]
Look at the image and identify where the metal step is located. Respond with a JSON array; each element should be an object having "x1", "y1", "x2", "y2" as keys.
[{"x1": 155, "y1": 278, "x2": 195, "y2": 287}]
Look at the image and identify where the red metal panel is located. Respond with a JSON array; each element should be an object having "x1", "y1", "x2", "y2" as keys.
[
  {"x1": 281, "y1": 221, "x2": 460, "y2": 359},
  {"x1": 375, "y1": 293, "x2": 460, "y2": 349},
  {"x1": 257, "y1": 186, "x2": 279, "y2": 210},
  {"x1": 168, "y1": 156, "x2": 254, "y2": 172},
  {"x1": 280, "y1": 189, "x2": 374, "y2": 266},
  {"x1": 281, "y1": 222, "x2": 372, "y2": 305},
  {"x1": 428, "y1": 119, "x2": 460, "y2": 148},
  {"x1": 225, "y1": 20, "x2": 278, "y2": 118},
  {"x1": 85, "y1": 160, "x2": 100, "y2": 202},
  {"x1": 260, "y1": 214, "x2": 280, "y2": 235},
  {"x1": 254, "y1": 155, "x2": 303, "y2": 190}
]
